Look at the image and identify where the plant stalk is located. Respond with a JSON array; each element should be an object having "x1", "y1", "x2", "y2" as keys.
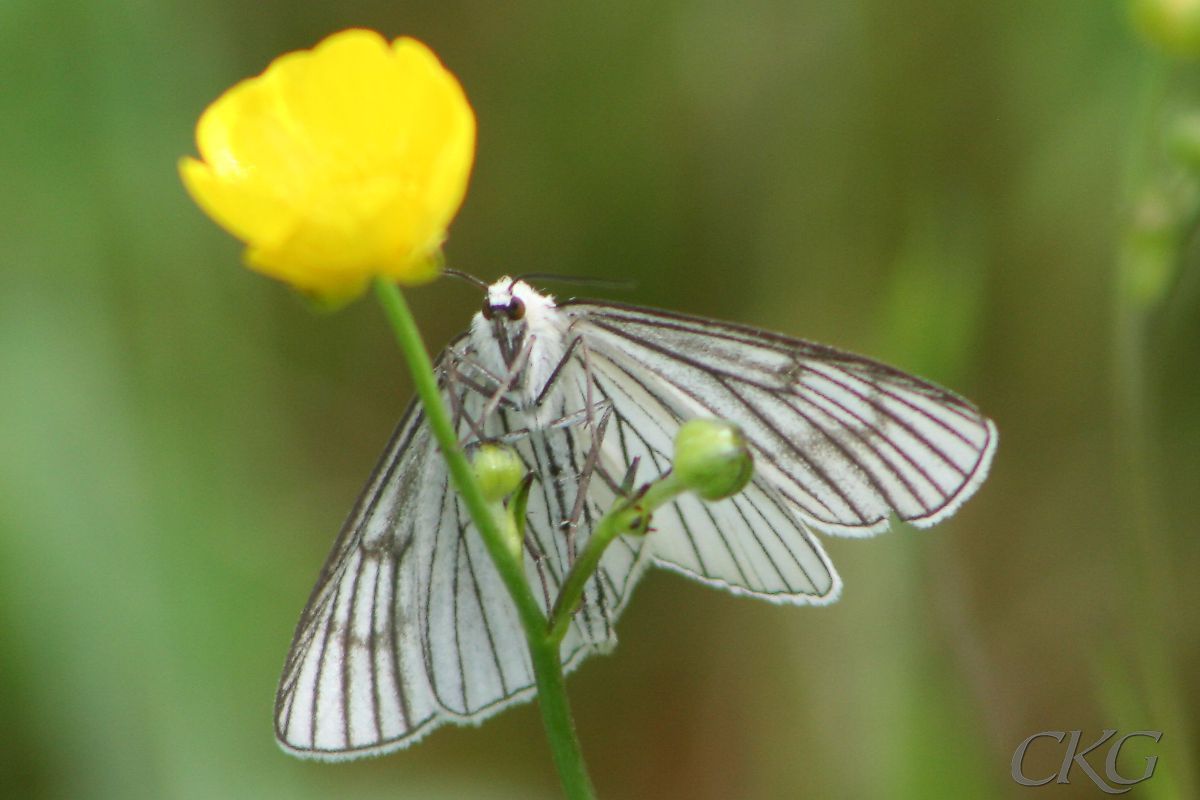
[
  {"x1": 372, "y1": 277, "x2": 595, "y2": 800},
  {"x1": 548, "y1": 473, "x2": 685, "y2": 644}
]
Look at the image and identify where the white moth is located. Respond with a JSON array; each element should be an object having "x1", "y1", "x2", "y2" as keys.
[{"x1": 275, "y1": 277, "x2": 997, "y2": 759}]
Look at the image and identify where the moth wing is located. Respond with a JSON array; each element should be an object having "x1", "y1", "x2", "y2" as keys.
[
  {"x1": 275, "y1": 401, "x2": 446, "y2": 759},
  {"x1": 569, "y1": 301, "x2": 996, "y2": 537},
  {"x1": 278, "y1": 341, "x2": 661, "y2": 759},
  {"x1": 584, "y1": 346, "x2": 839, "y2": 602}
]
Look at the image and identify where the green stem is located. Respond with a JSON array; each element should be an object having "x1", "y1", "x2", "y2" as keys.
[
  {"x1": 372, "y1": 277, "x2": 595, "y2": 800},
  {"x1": 549, "y1": 473, "x2": 685, "y2": 644},
  {"x1": 373, "y1": 278, "x2": 546, "y2": 633},
  {"x1": 528, "y1": 636, "x2": 595, "y2": 799}
]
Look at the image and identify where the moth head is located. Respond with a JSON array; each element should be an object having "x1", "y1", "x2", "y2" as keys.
[
  {"x1": 480, "y1": 278, "x2": 553, "y2": 325},
  {"x1": 473, "y1": 278, "x2": 557, "y2": 370},
  {"x1": 480, "y1": 288, "x2": 524, "y2": 322}
]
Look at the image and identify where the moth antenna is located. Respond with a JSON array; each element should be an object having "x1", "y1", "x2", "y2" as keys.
[
  {"x1": 515, "y1": 272, "x2": 637, "y2": 292},
  {"x1": 443, "y1": 268, "x2": 490, "y2": 289}
]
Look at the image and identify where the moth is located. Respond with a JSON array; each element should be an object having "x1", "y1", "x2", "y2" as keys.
[{"x1": 275, "y1": 276, "x2": 997, "y2": 759}]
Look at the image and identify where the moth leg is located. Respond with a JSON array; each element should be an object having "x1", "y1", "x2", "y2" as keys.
[
  {"x1": 444, "y1": 366, "x2": 512, "y2": 407},
  {"x1": 451, "y1": 338, "x2": 532, "y2": 450},
  {"x1": 618, "y1": 456, "x2": 641, "y2": 496},
  {"x1": 575, "y1": 339, "x2": 601, "y2": 463},
  {"x1": 592, "y1": 461, "x2": 625, "y2": 496},
  {"x1": 532, "y1": 335, "x2": 582, "y2": 409},
  {"x1": 444, "y1": 358, "x2": 489, "y2": 445},
  {"x1": 446, "y1": 344, "x2": 508, "y2": 388},
  {"x1": 559, "y1": 351, "x2": 616, "y2": 559},
  {"x1": 447, "y1": 339, "x2": 534, "y2": 413},
  {"x1": 594, "y1": 454, "x2": 641, "y2": 499},
  {"x1": 447, "y1": 341, "x2": 531, "y2": 448},
  {"x1": 477, "y1": 404, "x2": 610, "y2": 447},
  {"x1": 558, "y1": 403, "x2": 613, "y2": 563},
  {"x1": 474, "y1": 334, "x2": 535, "y2": 428}
]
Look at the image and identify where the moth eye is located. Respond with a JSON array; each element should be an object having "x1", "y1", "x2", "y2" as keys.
[
  {"x1": 481, "y1": 297, "x2": 494, "y2": 320},
  {"x1": 507, "y1": 297, "x2": 526, "y2": 321}
]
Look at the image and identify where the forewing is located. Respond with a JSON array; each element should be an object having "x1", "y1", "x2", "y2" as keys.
[
  {"x1": 279, "y1": 373, "x2": 609, "y2": 757},
  {"x1": 567, "y1": 301, "x2": 997, "y2": 536},
  {"x1": 275, "y1": 401, "x2": 442, "y2": 759}
]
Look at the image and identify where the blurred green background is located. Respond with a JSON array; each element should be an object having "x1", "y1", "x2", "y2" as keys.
[{"x1": 3, "y1": 1, "x2": 1198, "y2": 798}]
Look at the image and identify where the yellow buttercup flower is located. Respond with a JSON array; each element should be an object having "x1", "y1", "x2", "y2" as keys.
[{"x1": 180, "y1": 29, "x2": 475, "y2": 302}]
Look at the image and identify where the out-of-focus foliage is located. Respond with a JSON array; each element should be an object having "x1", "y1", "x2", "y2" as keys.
[
  {"x1": 1131, "y1": 0, "x2": 1200, "y2": 59},
  {"x1": 1, "y1": 2, "x2": 1196, "y2": 799}
]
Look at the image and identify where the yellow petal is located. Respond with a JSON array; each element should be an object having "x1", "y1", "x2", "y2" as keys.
[{"x1": 178, "y1": 156, "x2": 295, "y2": 248}]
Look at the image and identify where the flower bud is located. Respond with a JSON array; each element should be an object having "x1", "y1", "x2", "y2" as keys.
[
  {"x1": 472, "y1": 444, "x2": 525, "y2": 502},
  {"x1": 672, "y1": 419, "x2": 754, "y2": 501}
]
